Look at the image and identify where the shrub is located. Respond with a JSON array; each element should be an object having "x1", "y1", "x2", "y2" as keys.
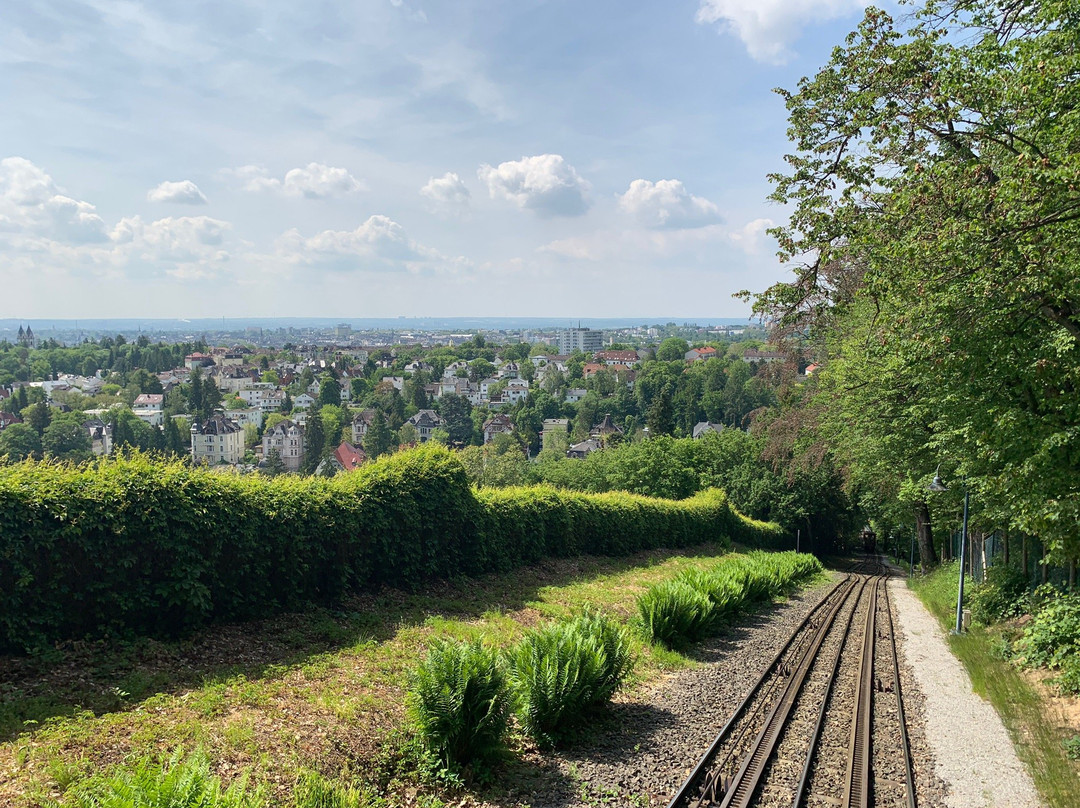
[
  {"x1": 1057, "y1": 655, "x2": 1080, "y2": 696},
  {"x1": 637, "y1": 580, "x2": 715, "y2": 648},
  {"x1": 0, "y1": 448, "x2": 782, "y2": 652},
  {"x1": 970, "y1": 563, "x2": 1029, "y2": 625},
  {"x1": 406, "y1": 638, "x2": 510, "y2": 770},
  {"x1": 569, "y1": 609, "x2": 635, "y2": 704},
  {"x1": 1017, "y1": 590, "x2": 1080, "y2": 669},
  {"x1": 507, "y1": 613, "x2": 633, "y2": 747},
  {"x1": 58, "y1": 748, "x2": 260, "y2": 808},
  {"x1": 639, "y1": 552, "x2": 822, "y2": 648}
]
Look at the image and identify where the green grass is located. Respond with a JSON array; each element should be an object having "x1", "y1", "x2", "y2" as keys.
[
  {"x1": 0, "y1": 543, "x2": 823, "y2": 807},
  {"x1": 910, "y1": 563, "x2": 1080, "y2": 808}
]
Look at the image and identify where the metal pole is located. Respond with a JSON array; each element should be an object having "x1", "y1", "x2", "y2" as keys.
[
  {"x1": 909, "y1": 529, "x2": 915, "y2": 578},
  {"x1": 955, "y1": 486, "x2": 970, "y2": 633},
  {"x1": 796, "y1": 529, "x2": 800, "y2": 553}
]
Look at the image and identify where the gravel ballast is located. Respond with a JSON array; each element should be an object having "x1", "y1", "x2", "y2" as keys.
[
  {"x1": 888, "y1": 577, "x2": 1043, "y2": 808},
  {"x1": 492, "y1": 577, "x2": 842, "y2": 807}
]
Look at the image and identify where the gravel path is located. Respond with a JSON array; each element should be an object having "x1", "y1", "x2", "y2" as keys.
[{"x1": 888, "y1": 577, "x2": 1043, "y2": 808}]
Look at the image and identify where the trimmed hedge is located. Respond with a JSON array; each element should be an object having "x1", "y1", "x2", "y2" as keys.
[{"x1": 0, "y1": 446, "x2": 782, "y2": 652}]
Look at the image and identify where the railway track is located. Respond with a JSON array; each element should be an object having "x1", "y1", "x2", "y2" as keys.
[{"x1": 666, "y1": 558, "x2": 915, "y2": 808}]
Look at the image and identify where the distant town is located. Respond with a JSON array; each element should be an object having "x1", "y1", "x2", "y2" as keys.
[{"x1": 0, "y1": 319, "x2": 803, "y2": 476}]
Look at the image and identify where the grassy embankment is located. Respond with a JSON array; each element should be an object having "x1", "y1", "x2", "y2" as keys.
[
  {"x1": 909, "y1": 563, "x2": 1080, "y2": 808},
  {"x1": 0, "y1": 544, "x2": 826, "y2": 807}
]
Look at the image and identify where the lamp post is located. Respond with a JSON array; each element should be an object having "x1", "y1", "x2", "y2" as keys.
[{"x1": 929, "y1": 469, "x2": 969, "y2": 634}]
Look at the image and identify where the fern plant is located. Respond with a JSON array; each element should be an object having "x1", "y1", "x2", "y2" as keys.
[
  {"x1": 406, "y1": 637, "x2": 510, "y2": 770},
  {"x1": 506, "y1": 621, "x2": 605, "y2": 747},
  {"x1": 569, "y1": 609, "x2": 635, "y2": 704},
  {"x1": 58, "y1": 748, "x2": 261, "y2": 808},
  {"x1": 636, "y1": 579, "x2": 715, "y2": 648}
]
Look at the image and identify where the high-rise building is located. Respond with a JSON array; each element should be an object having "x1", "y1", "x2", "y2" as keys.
[{"x1": 557, "y1": 327, "x2": 603, "y2": 355}]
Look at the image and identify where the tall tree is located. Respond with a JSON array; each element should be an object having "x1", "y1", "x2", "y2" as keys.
[
  {"x1": 303, "y1": 410, "x2": 325, "y2": 473},
  {"x1": 363, "y1": 410, "x2": 394, "y2": 460},
  {"x1": 646, "y1": 391, "x2": 675, "y2": 437}
]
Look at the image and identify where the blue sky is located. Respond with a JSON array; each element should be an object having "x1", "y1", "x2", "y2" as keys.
[{"x1": 1, "y1": 0, "x2": 876, "y2": 319}]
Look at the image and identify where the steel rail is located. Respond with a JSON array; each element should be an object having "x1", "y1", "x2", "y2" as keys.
[
  {"x1": 843, "y1": 575, "x2": 880, "y2": 808},
  {"x1": 713, "y1": 574, "x2": 859, "y2": 808},
  {"x1": 791, "y1": 574, "x2": 871, "y2": 807},
  {"x1": 665, "y1": 574, "x2": 856, "y2": 808},
  {"x1": 883, "y1": 574, "x2": 918, "y2": 808}
]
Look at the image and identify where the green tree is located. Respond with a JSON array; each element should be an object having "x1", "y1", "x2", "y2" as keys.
[
  {"x1": 41, "y1": 414, "x2": 93, "y2": 461},
  {"x1": 263, "y1": 447, "x2": 287, "y2": 476},
  {"x1": 438, "y1": 394, "x2": 474, "y2": 447},
  {"x1": 363, "y1": 410, "x2": 394, "y2": 460},
  {"x1": 302, "y1": 410, "x2": 325, "y2": 473},
  {"x1": 0, "y1": 423, "x2": 42, "y2": 461},
  {"x1": 751, "y1": 1, "x2": 1080, "y2": 564},
  {"x1": 398, "y1": 422, "x2": 419, "y2": 446},
  {"x1": 646, "y1": 391, "x2": 675, "y2": 437},
  {"x1": 317, "y1": 373, "x2": 341, "y2": 408},
  {"x1": 21, "y1": 401, "x2": 52, "y2": 435},
  {"x1": 656, "y1": 337, "x2": 689, "y2": 362}
]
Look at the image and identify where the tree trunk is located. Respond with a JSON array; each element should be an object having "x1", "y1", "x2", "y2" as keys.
[
  {"x1": 914, "y1": 500, "x2": 939, "y2": 571},
  {"x1": 1070, "y1": 558, "x2": 1076, "y2": 591},
  {"x1": 1022, "y1": 534, "x2": 1029, "y2": 584},
  {"x1": 1003, "y1": 528, "x2": 1009, "y2": 566}
]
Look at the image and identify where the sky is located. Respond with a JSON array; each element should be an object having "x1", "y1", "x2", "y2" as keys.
[{"x1": 1, "y1": 0, "x2": 879, "y2": 320}]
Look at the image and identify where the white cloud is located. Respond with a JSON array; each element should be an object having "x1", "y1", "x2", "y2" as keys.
[
  {"x1": 542, "y1": 224, "x2": 727, "y2": 263},
  {"x1": 618, "y1": 179, "x2": 722, "y2": 229},
  {"x1": 223, "y1": 163, "x2": 364, "y2": 199},
  {"x1": 275, "y1": 214, "x2": 465, "y2": 273},
  {"x1": 0, "y1": 157, "x2": 109, "y2": 243},
  {"x1": 696, "y1": 0, "x2": 868, "y2": 63},
  {"x1": 108, "y1": 215, "x2": 233, "y2": 278},
  {"x1": 478, "y1": 154, "x2": 590, "y2": 217},
  {"x1": 420, "y1": 172, "x2": 470, "y2": 212},
  {"x1": 389, "y1": 0, "x2": 428, "y2": 23},
  {"x1": 147, "y1": 180, "x2": 208, "y2": 205},
  {"x1": 729, "y1": 217, "x2": 776, "y2": 254}
]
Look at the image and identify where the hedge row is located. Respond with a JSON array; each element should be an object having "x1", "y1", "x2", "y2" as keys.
[{"x1": 0, "y1": 446, "x2": 782, "y2": 652}]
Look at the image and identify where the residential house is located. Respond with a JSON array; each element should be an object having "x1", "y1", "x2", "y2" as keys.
[
  {"x1": 184, "y1": 352, "x2": 214, "y2": 370},
  {"x1": 408, "y1": 409, "x2": 442, "y2": 442},
  {"x1": 191, "y1": 415, "x2": 244, "y2": 465},
  {"x1": 692, "y1": 422, "x2": 725, "y2": 439},
  {"x1": 483, "y1": 414, "x2": 514, "y2": 444},
  {"x1": 501, "y1": 378, "x2": 530, "y2": 405},
  {"x1": 564, "y1": 388, "x2": 587, "y2": 404},
  {"x1": 804, "y1": 363, "x2": 821, "y2": 377},
  {"x1": 83, "y1": 417, "x2": 113, "y2": 455},
  {"x1": 132, "y1": 393, "x2": 164, "y2": 427},
  {"x1": 566, "y1": 438, "x2": 601, "y2": 459},
  {"x1": 541, "y1": 418, "x2": 569, "y2": 450},
  {"x1": 351, "y1": 409, "x2": 377, "y2": 444},
  {"x1": 685, "y1": 346, "x2": 720, "y2": 362},
  {"x1": 595, "y1": 350, "x2": 640, "y2": 366},
  {"x1": 228, "y1": 407, "x2": 264, "y2": 429},
  {"x1": 590, "y1": 414, "x2": 624, "y2": 441},
  {"x1": 262, "y1": 419, "x2": 306, "y2": 472},
  {"x1": 442, "y1": 360, "x2": 469, "y2": 379},
  {"x1": 316, "y1": 441, "x2": 366, "y2": 474},
  {"x1": 496, "y1": 361, "x2": 519, "y2": 379},
  {"x1": 238, "y1": 385, "x2": 284, "y2": 413},
  {"x1": 293, "y1": 393, "x2": 317, "y2": 410},
  {"x1": 0, "y1": 411, "x2": 21, "y2": 432},
  {"x1": 743, "y1": 349, "x2": 785, "y2": 363}
]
